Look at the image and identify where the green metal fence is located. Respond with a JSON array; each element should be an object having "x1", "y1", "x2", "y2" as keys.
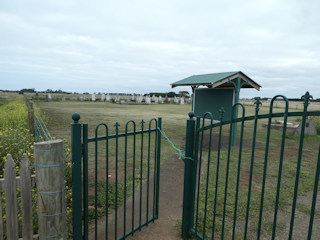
[
  {"x1": 34, "y1": 108, "x2": 52, "y2": 142},
  {"x1": 182, "y1": 92, "x2": 320, "y2": 239},
  {"x1": 71, "y1": 113, "x2": 162, "y2": 240}
]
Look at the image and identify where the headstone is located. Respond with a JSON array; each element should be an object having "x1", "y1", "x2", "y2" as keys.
[
  {"x1": 48, "y1": 94, "x2": 52, "y2": 101},
  {"x1": 106, "y1": 94, "x2": 111, "y2": 102},
  {"x1": 155, "y1": 97, "x2": 159, "y2": 103},
  {"x1": 180, "y1": 97, "x2": 184, "y2": 105},
  {"x1": 101, "y1": 94, "x2": 106, "y2": 101},
  {"x1": 295, "y1": 119, "x2": 317, "y2": 136},
  {"x1": 145, "y1": 95, "x2": 151, "y2": 104},
  {"x1": 165, "y1": 94, "x2": 169, "y2": 103},
  {"x1": 115, "y1": 95, "x2": 120, "y2": 103},
  {"x1": 127, "y1": 96, "x2": 131, "y2": 103},
  {"x1": 152, "y1": 95, "x2": 156, "y2": 102},
  {"x1": 132, "y1": 94, "x2": 135, "y2": 101},
  {"x1": 62, "y1": 96, "x2": 66, "y2": 101},
  {"x1": 136, "y1": 96, "x2": 143, "y2": 103},
  {"x1": 174, "y1": 96, "x2": 179, "y2": 104},
  {"x1": 79, "y1": 96, "x2": 84, "y2": 101},
  {"x1": 159, "y1": 96, "x2": 162, "y2": 102},
  {"x1": 91, "y1": 94, "x2": 96, "y2": 101}
]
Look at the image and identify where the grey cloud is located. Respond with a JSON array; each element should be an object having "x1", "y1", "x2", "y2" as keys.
[{"x1": 0, "y1": 0, "x2": 319, "y2": 98}]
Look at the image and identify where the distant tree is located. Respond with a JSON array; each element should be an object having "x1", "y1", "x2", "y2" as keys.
[
  {"x1": 19, "y1": 88, "x2": 35, "y2": 94},
  {"x1": 167, "y1": 92, "x2": 176, "y2": 98},
  {"x1": 179, "y1": 91, "x2": 190, "y2": 97},
  {"x1": 149, "y1": 92, "x2": 166, "y2": 97}
]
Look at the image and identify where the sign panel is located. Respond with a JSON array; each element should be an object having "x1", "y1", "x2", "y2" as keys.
[{"x1": 193, "y1": 88, "x2": 234, "y2": 120}]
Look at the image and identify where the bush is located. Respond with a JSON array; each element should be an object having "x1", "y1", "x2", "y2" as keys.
[
  {"x1": 0, "y1": 97, "x2": 28, "y2": 130},
  {"x1": 0, "y1": 97, "x2": 34, "y2": 175},
  {"x1": 0, "y1": 127, "x2": 34, "y2": 175}
]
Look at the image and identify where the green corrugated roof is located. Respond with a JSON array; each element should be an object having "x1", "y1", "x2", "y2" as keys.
[
  {"x1": 172, "y1": 71, "x2": 239, "y2": 86},
  {"x1": 171, "y1": 71, "x2": 261, "y2": 90}
]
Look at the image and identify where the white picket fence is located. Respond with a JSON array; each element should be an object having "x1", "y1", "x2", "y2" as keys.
[{"x1": 0, "y1": 155, "x2": 38, "y2": 240}]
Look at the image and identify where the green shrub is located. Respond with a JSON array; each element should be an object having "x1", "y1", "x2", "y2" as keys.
[{"x1": 0, "y1": 97, "x2": 28, "y2": 130}]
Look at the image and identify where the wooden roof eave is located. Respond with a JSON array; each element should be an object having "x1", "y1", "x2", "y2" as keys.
[{"x1": 229, "y1": 72, "x2": 261, "y2": 91}]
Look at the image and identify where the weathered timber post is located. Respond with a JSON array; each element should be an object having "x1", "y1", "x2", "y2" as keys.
[
  {"x1": 34, "y1": 140, "x2": 67, "y2": 240},
  {"x1": 20, "y1": 155, "x2": 34, "y2": 240},
  {"x1": 182, "y1": 112, "x2": 197, "y2": 239},
  {"x1": 28, "y1": 101, "x2": 35, "y2": 136},
  {"x1": 4, "y1": 155, "x2": 19, "y2": 240}
]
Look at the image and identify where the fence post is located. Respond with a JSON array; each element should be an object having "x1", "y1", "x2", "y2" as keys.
[
  {"x1": 34, "y1": 140, "x2": 67, "y2": 240},
  {"x1": 20, "y1": 155, "x2": 34, "y2": 240},
  {"x1": 182, "y1": 112, "x2": 196, "y2": 239},
  {"x1": 4, "y1": 155, "x2": 19, "y2": 240},
  {"x1": 71, "y1": 113, "x2": 82, "y2": 240},
  {"x1": 155, "y1": 117, "x2": 162, "y2": 218},
  {"x1": 28, "y1": 101, "x2": 35, "y2": 136}
]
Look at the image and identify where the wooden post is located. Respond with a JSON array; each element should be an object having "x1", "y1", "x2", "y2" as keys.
[
  {"x1": 20, "y1": 155, "x2": 34, "y2": 240},
  {"x1": 34, "y1": 140, "x2": 67, "y2": 240},
  {"x1": 4, "y1": 155, "x2": 19, "y2": 240},
  {"x1": 0, "y1": 192, "x2": 3, "y2": 240},
  {"x1": 28, "y1": 102, "x2": 35, "y2": 136}
]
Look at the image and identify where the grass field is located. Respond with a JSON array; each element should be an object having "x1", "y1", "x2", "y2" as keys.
[{"x1": 34, "y1": 97, "x2": 320, "y2": 239}]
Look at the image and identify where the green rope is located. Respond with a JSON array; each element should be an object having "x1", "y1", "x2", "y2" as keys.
[{"x1": 157, "y1": 128, "x2": 193, "y2": 161}]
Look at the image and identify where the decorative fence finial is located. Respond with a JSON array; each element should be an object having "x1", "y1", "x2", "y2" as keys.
[
  {"x1": 114, "y1": 122, "x2": 120, "y2": 132},
  {"x1": 254, "y1": 98, "x2": 262, "y2": 113},
  {"x1": 219, "y1": 107, "x2": 225, "y2": 120},
  {"x1": 301, "y1": 91, "x2": 313, "y2": 107},
  {"x1": 72, "y1": 113, "x2": 80, "y2": 123},
  {"x1": 188, "y1": 112, "x2": 195, "y2": 119}
]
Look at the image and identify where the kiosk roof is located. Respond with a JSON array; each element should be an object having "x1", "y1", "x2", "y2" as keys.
[{"x1": 171, "y1": 71, "x2": 261, "y2": 90}]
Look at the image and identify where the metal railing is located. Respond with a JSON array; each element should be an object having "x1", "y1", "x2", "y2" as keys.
[
  {"x1": 182, "y1": 92, "x2": 320, "y2": 240},
  {"x1": 71, "y1": 113, "x2": 162, "y2": 240}
]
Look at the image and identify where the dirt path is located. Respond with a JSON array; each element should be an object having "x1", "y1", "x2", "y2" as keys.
[
  {"x1": 91, "y1": 153, "x2": 184, "y2": 240},
  {"x1": 126, "y1": 153, "x2": 184, "y2": 240}
]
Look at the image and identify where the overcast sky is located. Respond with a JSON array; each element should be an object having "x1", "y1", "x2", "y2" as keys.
[{"x1": 1, "y1": 0, "x2": 319, "y2": 98}]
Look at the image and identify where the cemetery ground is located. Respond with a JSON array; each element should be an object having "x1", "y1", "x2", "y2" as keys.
[
  {"x1": 36, "y1": 98, "x2": 320, "y2": 239},
  {"x1": 0, "y1": 92, "x2": 319, "y2": 239}
]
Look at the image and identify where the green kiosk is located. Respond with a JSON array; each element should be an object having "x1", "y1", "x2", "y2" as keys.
[{"x1": 171, "y1": 71, "x2": 261, "y2": 146}]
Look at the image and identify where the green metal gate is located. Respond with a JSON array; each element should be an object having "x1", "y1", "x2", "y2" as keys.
[
  {"x1": 182, "y1": 92, "x2": 320, "y2": 239},
  {"x1": 71, "y1": 114, "x2": 162, "y2": 239}
]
